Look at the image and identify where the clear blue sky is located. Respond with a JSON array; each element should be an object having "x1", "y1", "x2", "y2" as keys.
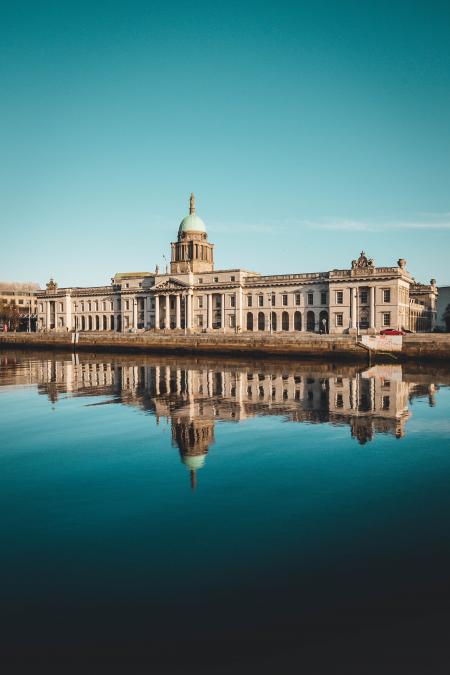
[{"x1": 1, "y1": 0, "x2": 449, "y2": 287}]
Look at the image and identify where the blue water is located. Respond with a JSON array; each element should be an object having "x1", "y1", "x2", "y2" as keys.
[{"x1": 1, "y1": 351, "x2": 450, "y2": 673}]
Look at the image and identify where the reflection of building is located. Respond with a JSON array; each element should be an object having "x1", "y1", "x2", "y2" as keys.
[
  {"x1": 36, "y1": 195, "x2": 437, "y2": 335},
  {"x1": 2, "y1": 353, "x2": 446, "y2": 490}
]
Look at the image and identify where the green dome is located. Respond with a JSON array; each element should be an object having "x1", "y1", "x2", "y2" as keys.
[{"x1": 178, "y1": 213, "x2": 206, "y2": 235}]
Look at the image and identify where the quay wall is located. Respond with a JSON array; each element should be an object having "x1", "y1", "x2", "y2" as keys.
[{"x1": 1, "y1": 332, "x2": 450, "y2": 362}]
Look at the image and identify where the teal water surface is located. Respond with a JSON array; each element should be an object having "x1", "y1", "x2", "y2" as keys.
[{"x1": 1, "y1": 351, "x2": 449, "y2": 673}]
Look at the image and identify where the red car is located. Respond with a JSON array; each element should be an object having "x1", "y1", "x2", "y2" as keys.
[{"x1": 379, "y1": 328, "x2": 405, "y2": 336}]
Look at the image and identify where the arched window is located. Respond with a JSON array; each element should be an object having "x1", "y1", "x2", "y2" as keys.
[
  {"x1": 294, "y1": 311, "x2": 302, "y2": 331},
  {"x1": 319, "y1": 310, "x2": 329, "y2": 334},
  {"x1": 95, "y1": 315, "x2": 100, "y2": 330},
  {"x1": 81, "y1": 316, "x2": 86, "y2": 331},
  {"x1": 88, "y1": 316, "x2": 93, "y2": 330},
  {"x1": 282, "y1": 311, "x2": 289, "y2": 331},
  {"x1": 110, "y1": 315, "x2": 115, "y2": 331},
  {"x1": 307, "y1": 311, "x2": 315, "y2": 332},
  {"x1": 271, "y1": 311, "x2": 277, "y2": 331},
  {"x1": 103, "y1": 315, "x2": 108, "y2": 330},
  {"x1": 258, "y1": 312, "x2": 265, "y2": 331},
  {"x1": 247, "y1": 312, "x2": 253, "y2": 331}
]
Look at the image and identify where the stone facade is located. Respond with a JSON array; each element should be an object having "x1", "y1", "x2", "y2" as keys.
[
  {"x1": 0, "y1": 281, "x2": 40, "y2": 330},
  {"x1": 36, "y1": 195, "x2": 438, "y2": 334}
]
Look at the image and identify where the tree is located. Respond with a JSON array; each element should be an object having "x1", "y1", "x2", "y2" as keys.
[
  {"x1": 443, "y1": 304, "x2": 450, "y2": 332},
  {"x1": 0, "y1": 300, "x2": 20, "y2": 331}
]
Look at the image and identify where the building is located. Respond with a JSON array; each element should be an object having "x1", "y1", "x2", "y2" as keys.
[
  {"x1": 436, "y1": 286, "x2": 450, "y2": 331},
  {"x1": 0, "y1": 281, "x2": 40, "y2": 331},
  {"x1": 36, "y1": 195, "x2": 438, "y2": 334}
]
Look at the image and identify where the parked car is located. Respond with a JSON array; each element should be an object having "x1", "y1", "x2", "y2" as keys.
[{"x1": 380, "y1": 328, "x2": 405, "y2": 336}]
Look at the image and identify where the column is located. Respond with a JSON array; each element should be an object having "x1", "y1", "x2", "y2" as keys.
[
  {"x1": 369, "y1": 286, "x2": 375, "y2": 328},
  {"x1": 187, "y1": 292, "x2": 192, "y2": 330},
  {"x1": 175, "y1": 295, "x2": 181, "y2": 329},
  {"x1": 207, "y1": 294, "x2": 213, "y2": 329},
  {"x1": 221, "y1": 294, "x2": 225, "y2": 330},
  {"x1": 238, "y1": 287, "x2": 243, "y2": 332},
  {"x1": 164, "y1": 295, "x2": 170, "y2": 329},
  {"x1": 46, "y1": 301, "x2": 51, "y2": 330},
  {"x1": 132, "y1": 297, "x2": 137, "y2": 330},
  {"x1": 65, "y1": 293, "x2": 72, "y2": 332},
  {"x1": 155, "y1": 296, "x2": 160, "y2": 329},
  {"x1": 351, "y1": 287, "x2": 357, "y2": 329}
]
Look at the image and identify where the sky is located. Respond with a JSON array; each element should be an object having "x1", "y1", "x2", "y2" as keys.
[{"x1": 1, "y1": 0, "x2": 449, "y2": 287}]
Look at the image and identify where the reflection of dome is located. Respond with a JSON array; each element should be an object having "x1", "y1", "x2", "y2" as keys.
[
  {"x1": 181, "y1": 454, "x2": 206, "y2": 471},
  {"x1": 178, "y1": 213, "x2": 206, "y2": 235}
]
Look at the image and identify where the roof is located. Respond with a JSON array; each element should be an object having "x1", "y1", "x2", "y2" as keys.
[{"x1": 113, "y1": 272, "x2": 153, "y2": 279}]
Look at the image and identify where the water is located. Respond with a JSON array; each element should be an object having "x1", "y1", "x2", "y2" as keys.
[{"x1": 1, "y1": 350, "x2": 450, "y2": 673}]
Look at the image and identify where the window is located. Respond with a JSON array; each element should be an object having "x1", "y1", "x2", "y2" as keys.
[
  {"x1": 258, "y1": 295, "x2": 264, "y2": 307},
  {"x1": 230, "y1": 294, "x2": 236, "y2": 308},
  {"x1": 282, "y1": 294, "x2": 288, "y2": 306},
  {"x1": 308, "y1": 293, "x2": 314, "y2": 305},
  {"x1": 58, "y1": 302, "x2": 63, "y2": 312},
  {"x1": 383, "y1": 289, "x2": 391, "y2": 303},
  {"x1": 125, "y1": 300, "x2": 130, "y2": 311},
  {"x1": 214, "y1": 277, "x2": 218, "y2": 283},
  {"x1": 382, "y1": 395, "x2": 390, "y2": 410},
  {"x1": 360, "y1": 290, "x2": 368, "y2": 304},
  {"x1": 230, "y1": 275, "x2": 235, "y2": 282},
  {"x1": 247, "y1": 295, "x2": 253, "y2": 307},
  {"x1": 271, "y1": 294, "x2": 275, "y2": 306},
  {"x1": 198, "y1": 278, "x2": 203, "y2": 284},
  {"x1": 198, "y1": 296, "x2": 203, "y2": 308},
  {"x1": 336, "y1": 393, "x2": 344, "y2": 408},
  {"x1": 19, "y1": 299, "x2": 24, "y2": 305},
  {"x1": 81, "y1": 302, "x2": 85, "y2": 311},
  {"x1": 336, "y1": 291, "x2": 343, "y2": 304},
  {"x1": 88, "y1": 302, "x2": 92, "y2": 311},
  {"x1": 39, "y1": 303, "x2": 43, "y2": 312},
  {"x1": 321, "y1": 292, "x2": 327, "y2": 305},
  {"x1": 336, "y1": 313, "x2": 343, "y2": 327},
  {"x1": 197, "y1": 315, "x2": 203, "y2": 327},
  {"x1": 295, "y1": 293, "x2": 301, "y2": 305},
  {"x1": 229, "y1": 315, "x2": 236, "y2": 328},
  {"x1": 383, "y1": 312, "x2": 391, "y2": 326}
]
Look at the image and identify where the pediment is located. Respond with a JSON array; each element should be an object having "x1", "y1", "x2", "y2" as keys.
[{"x1": 153, "y1": 277, "x2": 190, "y2": 292}]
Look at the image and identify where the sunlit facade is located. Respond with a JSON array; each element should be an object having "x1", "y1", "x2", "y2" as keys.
[{"x1": 36, "y1": 195, "x2": 438, "y2": 334}]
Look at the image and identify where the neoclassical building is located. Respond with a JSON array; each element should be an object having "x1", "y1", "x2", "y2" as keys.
[{"x1": 37, "y1": 194, "x2": 438, "y2": 334}]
